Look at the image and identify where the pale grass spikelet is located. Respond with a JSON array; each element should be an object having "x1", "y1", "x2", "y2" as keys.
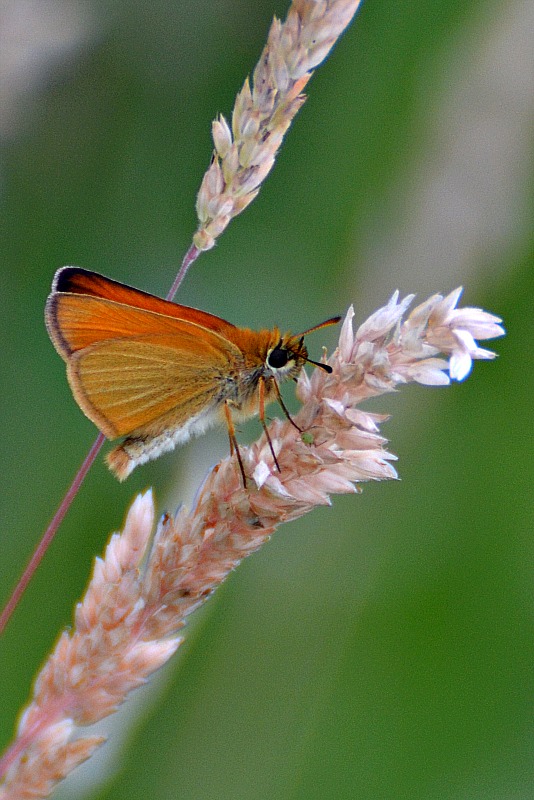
[
  {"x1": 193, "y1": 0, "x2": 362, "y2": 251},
  {"x1": 0, "y1": 718, "x2": 103, "y2": 800},
  {"x1": 0, "y1": 290, "x2": 503, "y2": 798}
]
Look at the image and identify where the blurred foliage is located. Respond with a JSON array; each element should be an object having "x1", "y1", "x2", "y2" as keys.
[{"x1": 1, "y1": 1, "x2": 533, "y2": 798}]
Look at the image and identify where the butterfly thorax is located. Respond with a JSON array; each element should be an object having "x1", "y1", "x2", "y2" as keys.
[{"x1": 224, "y1": 326, "x2": 308, "y2": 414}]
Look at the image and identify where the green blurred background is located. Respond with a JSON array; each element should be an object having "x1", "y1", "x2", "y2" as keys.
[{"x1": 1, "y1": 0, "x2": 533, "y2": 798}]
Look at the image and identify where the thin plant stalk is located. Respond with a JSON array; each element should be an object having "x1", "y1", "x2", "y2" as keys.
[{"x1": 0, "y1": 433, "x2": 105, "y2": 635}]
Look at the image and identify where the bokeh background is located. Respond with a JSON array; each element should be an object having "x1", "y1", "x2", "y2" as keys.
[{"x1": 1, "y1": 1, "x2": 533, "y2": 798}]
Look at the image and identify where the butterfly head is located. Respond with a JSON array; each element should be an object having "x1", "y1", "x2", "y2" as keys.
[
  {"x1": 265, "y1": 334, "x2": 309, "y2": 381},
  {"x1": 265, "y1": 317, "x2": 339, "y2": 381}
]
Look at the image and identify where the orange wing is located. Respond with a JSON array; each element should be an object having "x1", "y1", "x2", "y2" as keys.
[
  {"x1": 46, "y1": 291, "x2": 242, "y2": 360},
  {"x1": 48, "y1": 267, "x2": 239, "y2": 347},
  {"x1": 45, "y1": 270, "x2": 244, "y2": 439},
  {"x1": 67, "y1": 332, "x2": 236, "y2": 438}
]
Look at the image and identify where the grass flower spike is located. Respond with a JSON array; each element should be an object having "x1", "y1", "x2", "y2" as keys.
[
  {"x1": 194, "y1": 0, "x2": 363, "y2": 251},
  {"x1": 0, "y1": 291, "x2": 504, "y2": 799}
]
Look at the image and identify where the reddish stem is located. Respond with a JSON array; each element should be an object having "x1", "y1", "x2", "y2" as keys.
[
  {"x1": 165, "y1": 243, "x2": 200, "y2": 300},
  {"x1": 0, "y1": 244, "x2": 202, "y2": 635},
  {"x1": 0, "y1": 434, "x2": 106, "y2": 636}
]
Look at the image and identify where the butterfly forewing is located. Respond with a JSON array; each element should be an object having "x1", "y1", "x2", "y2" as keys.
[
  {"x1": 47, "y1": 267, "x2": 239, "y2": 350},
  {"x1": 47, "y1": 293, "x2": 244, "y2": 359}
]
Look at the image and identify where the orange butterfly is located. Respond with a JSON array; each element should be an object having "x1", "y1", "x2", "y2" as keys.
[{"x1": 45, "y1": 268, "x2": 339, "y2": 482}]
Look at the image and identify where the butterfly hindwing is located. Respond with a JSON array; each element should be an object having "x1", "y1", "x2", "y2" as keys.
[{"x1": 67, "y1": 332, "x2": 238, "y2": 438}]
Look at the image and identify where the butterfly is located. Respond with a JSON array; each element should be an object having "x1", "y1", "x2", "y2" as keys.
[{"x1": 45, "y1": 267, "x2": 339, "y2": 483}]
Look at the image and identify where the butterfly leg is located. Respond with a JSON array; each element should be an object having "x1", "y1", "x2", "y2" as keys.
[
  {"x1": 272, "y1": 378, "x2": 302, "y2": 433},
  {"x1": 224, "y1": 401, "x2": 247, "y2": 488},
  {"x1": 258, "y1": 377, "x2": 281, "y2": 473}
]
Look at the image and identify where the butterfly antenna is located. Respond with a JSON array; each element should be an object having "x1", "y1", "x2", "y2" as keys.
[
  {"x1": 295, "y1": 315, "x2": 341, "y2": 374},
  {"x1": 304, "y1": 356, "x2": 332, "y2": 374},
  {"x1": 297, "y1": 315, "x2": 341, "y2": 337}
]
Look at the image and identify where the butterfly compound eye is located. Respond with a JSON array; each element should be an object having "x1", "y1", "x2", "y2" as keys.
[{"x1": 267, "y1": 347, "x2": 290, "y2": 369}]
